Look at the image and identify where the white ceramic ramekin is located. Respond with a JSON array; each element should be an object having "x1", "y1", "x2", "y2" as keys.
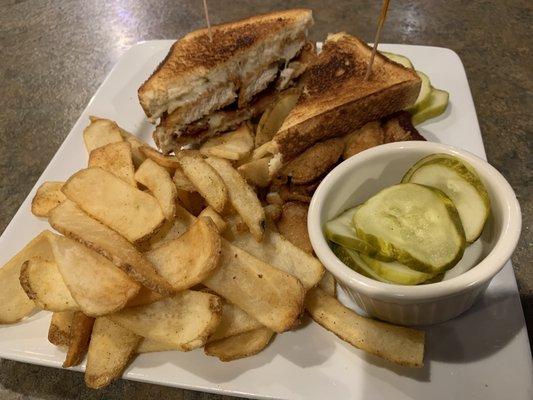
[{"x1": 308, "y1": 141, "x2": 521, "y2": 326}]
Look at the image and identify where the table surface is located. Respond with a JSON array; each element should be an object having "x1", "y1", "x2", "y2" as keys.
[{"x1": 1, "y1": 0, "x2": 531, "y2": 399}]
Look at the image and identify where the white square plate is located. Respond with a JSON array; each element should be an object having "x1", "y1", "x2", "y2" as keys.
[{"x1": 0, "y1": 41, "x2": 531, "y2": 400}]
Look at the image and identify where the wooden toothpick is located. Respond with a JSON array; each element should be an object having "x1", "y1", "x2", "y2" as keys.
[
  {"x1": 202, "y1": 0, "x2": 213, "y2": 42},
  {"x1": 364, "y1": 0, "x2": 391, "y2": 80}
]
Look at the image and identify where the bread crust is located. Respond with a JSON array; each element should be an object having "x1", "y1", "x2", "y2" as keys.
[{"x1": 275, "y1": 33, "x2": 421, "y2": 159}]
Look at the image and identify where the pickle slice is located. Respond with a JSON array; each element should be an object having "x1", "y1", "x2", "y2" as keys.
[
  {"x1": 325, "y1": 206, "x2": 387, "y2": 259},
  {"x1": 330, "y1": 244, "x2": 392, "y2": 283},
  {"x1": 381, "y1": 51, "x2": 414, "y2": 69},
  {"x1": 402, "y1": 153, "x2": 490, "y2": 243},
  {"x1": 411, "y1": 88, "x2": 449, "y2": 125},
  {"x1": 359, "y1": 254, "x2": 433, "y2": 285},
  {"x1": 353, "y1": 183, "x2": 466, "y2": 274}
]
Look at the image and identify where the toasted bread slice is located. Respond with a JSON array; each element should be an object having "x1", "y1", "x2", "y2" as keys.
[
  {"x1": 138, "y1": 9, "x2": 313, "y2": 121},
  {"x1": 274, "y1": 33, "x2": 421, "y2": 159}
]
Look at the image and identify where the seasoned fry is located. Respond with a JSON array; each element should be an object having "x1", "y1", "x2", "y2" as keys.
[
  {"x1": 62, "y1": 167, "x2": 165, "y2": 243},
  {"x1": 208, "y1": 301, "x2": 262, "y2": 342},
  {"x1": 0, "y1": 231, "x2": 54, "y2": 324},
  {"x1": 305, "y1": 288, "x2": 425, "y2": 367},
  {"x1": 204, "y1": 240, "x2": 305, "y2": 333},
  {"x1": 280, "y1": 138, "x2": 344, "y2": 184},
  {"x1": 135, "y1": 158, "x2": 177, "y2": 220},
  {"x1": 255, "y1": 89, "x2": 300, "y2": 147},
  {"x1": 198, "y1": 206, "x2": 227, "y2": 232},
  {"x1": 173, "y1": 169, "x2": 196, "y2": 192},
  {"x1": 137, "y1": 338, "x2": 176, "y2": 353},
  {"x1": 83, "y1": 118, "x2": 123, "y2": 153},
  {"x1": 263, "y1": 204, "x2": 282, "y2": 223},
  {"x1": 237, "y1": 157, "x2": 271, "y2": 187},
  {"x1": 19, "y1": 258, "x2": 78, "y2": 312},
  {"x1": 50, "y1": 233, "x2": 140, "y2": 316},
  {"x1": 205, "y1": 157, "x2": 265, "y2": 241},
  {"x1": 200, "y1": 125, "x2": 254, "y2": 161},
  {"x1": 343, "y1": 122, "x2": 384, "y2": 159},
  {"x1": 63, "y1": 312, "x2": 95, "y2": 368},
  {"x1": 85, "y1": 317, "x2": 142, "y2": 389},
  {"x1": 144, "y1": 203, "x2": 196, "y2": 250},
  {"x1": 176, "y1": 189, "x2": 206, "y2": 216},
  {"x1": 178, "y1": 151, "x2": 228, "y2": 213},
  {"x1": 205, "y1": 327, "x2": 274, "y2": 362},
  {"x1": 118, "y1": 128, "x2": 147, "y2": 168},
  {"x1": 49, "y1": 200, "x2": 173, "y2": 296},
  {"x1": 88, "y1": 141, "x2": 136, "y2": 187},
  {"x1": 140, "y1": 145, "x2": 181, "y2": 169},
  {"x1": 109, "y1": 291, "x2": 223, "y2": 351},
  {"x1": 48, "y1": 311, "x2": 75, "y2": 347},
  {"x1": 125, "y1": 287, "x2": 163, "y2": 308},
  {"x1": 229, "y1": 228, "x2": 323, "y2": 290},
  {"x1": 145, "y1": 218, "x2": 221, "y2": 291},
  {"x1": 318, "y1": 272, "x2": 336, "y2": 297},
  {"x1": 31, "y1": 181, "x2": 66, "y2": 217},
  {"x1": 277, "y1": 202, "x2": 313, "y2": 254}
]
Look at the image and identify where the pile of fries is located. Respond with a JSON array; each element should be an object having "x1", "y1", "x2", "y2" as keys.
[{"x1": 0, "y1": 115, "x2": 424, "y2": 389}]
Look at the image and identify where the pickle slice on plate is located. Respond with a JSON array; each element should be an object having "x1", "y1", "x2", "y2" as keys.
[
  {"x1": 407, "y1": 71, "x2": 432, "y2": 115},
  {"x1": 353, "y1": 183, "x2": 466, "y2": 274},
  {"x1": 411, "y1": 88, "x2": 449, "y2": 125},
  {"x1": 324, "y1": 206, "x2": 387, "y2": 259},
  {"x1": 330, "y1": 244, "x2": 392, "y2": 283},
  {"x1": 381, "y1": 52, "x2": 414, "y2": 69},
  {"x1": 402, "y1": 154, "x2": 490, "y2": 243},
  {"x1": 359, "y1": 254, "x2": 433, "y2": 285}
]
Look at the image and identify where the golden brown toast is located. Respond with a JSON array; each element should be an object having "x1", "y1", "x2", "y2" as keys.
[
  {"x1": 139, "y1": 9, "x2": 313, "y2": 120},
  {"x1": 274, "y1": 33, "x2": 421, "y2": 159}
]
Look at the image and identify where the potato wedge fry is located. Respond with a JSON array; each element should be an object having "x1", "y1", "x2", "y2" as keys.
[
  {"x1": 50, "y1": 233, "x2": 140, "y2": 316},
  {"x1": 144, "y1": 218, "x2": 221, "y2": 291},
  {"x1": 204, "y1": 240, "x2": 305, "y2": 333},
  {"x1": 48, "y1": 311, "x2": 75, "y2": 347},
  {"x1": 31, "y1": 181, "x2": 66, "y2": 217},
  {"x1": 252, "y1": 140, "x2": 279, "y2": 160},
  {"x1": 205, "y1": 157, "x2": 265, "y2": 241},
  {"x1": 205, "y1": 327, "x2": 274, "y2": 362},
  {"x1": 318, "y1": 272, "x2": 336, "y2": 297},
  {"x1": 229, "y1": 228, "x2": 323, "y2": 290},
  {"x1": 83, "y1": 118, "x2": 123, "y2": 153},
  {"x1": 200, "y1": 125, "x2": 254, "y2": 161},
  {"x1": 125, "y1": 287, "x2": 163, "y2": 308},
  {"x1": 198, "y1": 206, "x2": 227, "y2": 233},
  {"x1": 62, "y1": 167, "x2": 165, "y2": 243},
  {"x1": 118, "y1": 128, "x2": 147, "y2": 168},
  {"x1": 0, "y1": 231, "x2": 54, "y2": 324},
  {"x1": 305, "y1": 288, "x2": 425, "y2": 367},
  {"x1": 88, "y1": 141, "x2": 136, "y2": 187},
  {"x1": 255, "y1": 89, "x2": 300, "y2": 148},
  {"x1": 176, "y1": 189, "x2": 206, "y2": 216},
  {"x1": 280, "y1": 138, "x2": 344, "y2": 185},
  {"x1": 144, "y1": 203, "x2": 196, "y2": 250},
  {"x1": 137, "y1": 338, "x2": 176, "y2": 353},
  {"x1": 49, "y1": 200, "x2": 173, "y2": 296},
  {"x1": 109, "y1": 291, "x2": 222, "y2": 351},
  {"x1": 173, "y1": 168, "x2": 196, "y2": 192},
  {"x1": 266, "y1": 191, "x2": 283, "y2": 206},
  {"x1": 237, "y1": 157, "x2": 271, "y2": 187},
  {"x1": 178, "y1": 152, "x2": 227, "y2": 213},
  {"x1": 135, "y1": 158, "x2": 177, "y2": 220},
  {"x1": 19, "y1": 258, "x2": 78, "y2": 312},
  {"x1": 63, "y1": 312, "x2": 95, "y2": 368},
  {"x1": 343, "y1": 121, "x2": 384, "y2": 159},
  {"x1": 277, "y1": 202, "x2": 313, "y2": 254},
  {"x1": 140, "y1": 146, "x2": 181, "y2": 169},
  {"x1": 85, "y1": 317, "x2": 142, "y2": 389},
  {"x1": 208, "y1": 301, "x2": 262, "y2": 343},
  {"x1": 263, "y1": 204, "x2": 282, "y2": 223}
]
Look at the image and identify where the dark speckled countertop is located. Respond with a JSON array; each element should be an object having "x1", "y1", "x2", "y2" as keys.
[{"x1": 0, "y1": 0, "x2": 531, "y2": 398}]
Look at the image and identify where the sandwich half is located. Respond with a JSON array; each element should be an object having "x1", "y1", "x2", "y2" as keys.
[
  {"x1": 138, "y1": 9, "x2": 314, "y2": 153},
  {"x1": 272, "y1": 32, "x2": 421, "y2": 160}
]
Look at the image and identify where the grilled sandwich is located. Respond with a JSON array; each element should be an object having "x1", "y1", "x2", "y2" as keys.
[
  {"x1": 272, "y1": 32, "x2": 422, "y2": 160},
  {"x1": 138, "y1": 9, "x2": 314, "y2": 153}
]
